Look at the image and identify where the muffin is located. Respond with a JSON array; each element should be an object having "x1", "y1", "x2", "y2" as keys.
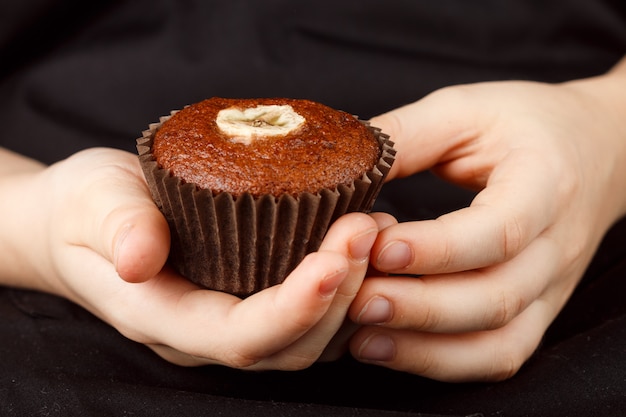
[{"x1": 137, "y1": 97, "x2": 395, "y2": 297}]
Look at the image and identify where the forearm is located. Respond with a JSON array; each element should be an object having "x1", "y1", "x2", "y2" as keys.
[
  {"x1": 0, "y1": 147, "x2": 45, "y2": 174},
  {"x1": 0, "y1": 147, "x2": 50, "y2": 290}
]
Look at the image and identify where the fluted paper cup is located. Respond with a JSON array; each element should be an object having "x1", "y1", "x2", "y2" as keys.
[{"x1": 137, "y1": 112, "x2": 395, "y2": 297}]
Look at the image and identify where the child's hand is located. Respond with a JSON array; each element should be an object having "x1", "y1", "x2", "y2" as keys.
[
  {"x1": 348, "y1": 60, "x2": 626, "y2": 381},
  {"x1": 1, "y1": 147, "x2": 377, "y2": 370}
]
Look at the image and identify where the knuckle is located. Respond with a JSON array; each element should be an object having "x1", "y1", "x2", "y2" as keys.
[
  {"x1": 485, "y1": 291, "x2": 526, "y2": 330},
  {"x1": 410, "y1": 296, "x2": 442, "y2": 331},
  {"x1": 432, "y1": 217, "x2": 456, "y2": 272},
  {"x1": 224, "y1": 348, "x2": 318, "y2": 371},
  {"x1": 560, "y1": 230, "x2": 588, "y2": 272},
  {"x1": 278, "y1": 304, "x2": 319, "y2": 334},
  {"x1": 482, "y1": 333, "x2": 531, "y2": 381},
  {"x1": 438, "y1": 235, "x2": 455, "y2": 271},
  {"x1": 413, "y1": 347, "x2": 438, "y2": 377},
  {"x1": 430, "y1": 84, "x2": 474, "y2": 104},
  {"x1": 396, "y1": 279, "x2": 443, "y2": 331},
  {"x1": 419, "y1": 303, "x2": 442, "y2": 331},
  {"x1": 275, "y1": 354, "x2": 318, "y2": 371},
  {"x1": 485, "y1": 349, "x2": 525, "y2": 382},
  {"x1": 500, "y1": 214, "x2": 525, "y2": 261},
  {"x1": 220, "y1": 347, "x2": 265, "y2": 369},
  {"x1": 378, "y1": 111, "x2": 404, "y2": 140}
]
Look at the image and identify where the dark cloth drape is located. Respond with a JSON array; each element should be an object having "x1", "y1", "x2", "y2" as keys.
[{"x1": 1, "y1": 1, "x2": 625, "y2": 415}]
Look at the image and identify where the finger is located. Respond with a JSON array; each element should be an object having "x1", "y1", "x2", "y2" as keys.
[
  {"x1": 351, "y1": 235, "x2": 561, "y2": 333},
  {"x1": 317, "y1": 213, "x2": 379, "y2": 297},
  {"x1": 349, "y1": 298, "x2": 557, "y2": 382},
  {"x1": 369, "y1": 212, "x2": 398, "y2": 230},
  {"x1": 165, "y1": 251, "x2": 354, "y2": 369},
  {"x1": 371, "y1": 151, "x2": 560, "y2": 274},
  {"x1": 165, "y1": 213, "x2": 378, "y2": 370},
  {"x1": 257, "y1": 212, "x2": 378, "y2": 368},
  {"x1": 370, "y1": 84, "x2": 498, "y2": 181},
  {"x1": 113, "y1": 213, "x2": 170, "y2": 283},
  {"x1": 318, "y1": 320, "x2": 361, "y2": 362},
  {"x1": 56, "y1": 148, "x2": 170, "y2": 282},
  {"x1": 360, "y1": 212, "x2": 398, "y2": 278}
]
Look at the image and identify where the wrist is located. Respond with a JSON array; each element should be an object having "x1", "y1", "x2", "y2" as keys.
[
  {"x1": 0, "y1": 152, "x2": 53, "y2": 292},
  {"x1": 564, "y1": 58, "x2": 626, "y2": 221}
]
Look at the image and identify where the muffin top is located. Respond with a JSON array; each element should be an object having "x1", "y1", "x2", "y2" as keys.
[{"x1": 152, "y1": 97, "x2": 381, "y2": 197}]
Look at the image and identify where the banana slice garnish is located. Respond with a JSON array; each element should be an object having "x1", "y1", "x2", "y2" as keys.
[{"x1": 216, "y1": 105, "x2": 306, "y2": 145}]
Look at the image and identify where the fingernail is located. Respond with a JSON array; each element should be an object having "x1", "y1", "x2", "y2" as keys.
[
  {"x1": 377, "y1": 240, "x2": 412, "y2": 271},
  {"x1": 357, "y1": 296, "x2": 392, "y2": 324},
  {"x1": 349, "y1": 228, "x2": 378, "y2": 262},
  {"x1": 319, "y1": 268, "x2": 349, "y2": 297},
  {"x1": 358, "y1": 333, "x2": 395, "y2": 362}
]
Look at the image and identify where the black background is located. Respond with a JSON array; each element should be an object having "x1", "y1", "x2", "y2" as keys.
[{"x1": 1, "y1": 1, "x2": 625, "y2": 415}]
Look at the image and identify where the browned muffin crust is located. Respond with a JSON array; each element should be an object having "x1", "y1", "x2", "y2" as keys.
[{"x1": 152, "y1": 97, "x2": 381, "y2": 197}]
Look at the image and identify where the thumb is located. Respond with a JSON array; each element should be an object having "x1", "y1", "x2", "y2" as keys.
[
  {"x1": 111, "y1": 204, "x2": 171, "y2": 283},
  {"x1": 370, "y1": 85, "x2": 494, "y2": 182},
  {"x1": 60, "y1": 148, "x2": 170, "y2": 283}
]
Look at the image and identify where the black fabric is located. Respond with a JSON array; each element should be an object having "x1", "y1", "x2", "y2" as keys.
[
  {"x1": 1, "y1": 218, "x2": 625, "y2": 417},
  {"x1": 2, "y1": 0, "x2": 625, "y2": 163},
  {"x1": 1, "y1": 1, "x2": 626, "y2": 416}
]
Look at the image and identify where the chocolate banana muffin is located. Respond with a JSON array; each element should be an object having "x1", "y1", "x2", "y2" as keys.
[{"x1": 137, "y1": 97, "x2": 395, "y2": 297}]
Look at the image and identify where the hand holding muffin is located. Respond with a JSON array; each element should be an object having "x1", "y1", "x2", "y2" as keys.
[
  {"x1": 0, "y1": 146, "x2": 378, "y2": 369},
  {"x1": 348, "y1": 56, "x2": 626, "y2": 381}
]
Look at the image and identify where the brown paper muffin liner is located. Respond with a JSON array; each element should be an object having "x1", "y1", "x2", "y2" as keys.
[{"x1": 137, "y1": 111, "x2": 396, "y2": 297}]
